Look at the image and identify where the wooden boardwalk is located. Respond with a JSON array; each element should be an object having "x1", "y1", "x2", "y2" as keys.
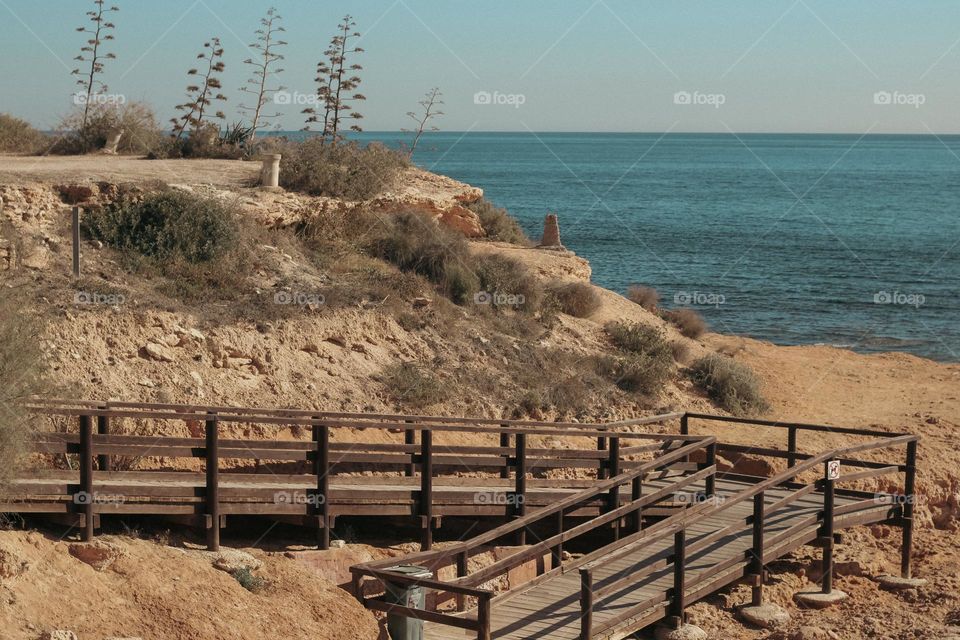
[
  {"x1": 422, "y1": 476, "x2": 891, "y2": 639},
  {"x1": 7, "y1": 402, "x2": 919, "y2": 640}
]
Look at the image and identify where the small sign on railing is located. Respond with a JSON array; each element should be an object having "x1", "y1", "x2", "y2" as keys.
[{"x1": 826, "y1": 459, "x2": 841, "y2": 480}]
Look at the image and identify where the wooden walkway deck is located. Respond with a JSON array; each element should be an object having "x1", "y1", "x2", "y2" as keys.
[{"x1": 423, "y1": 476, "x2": 891, "y2": 640}]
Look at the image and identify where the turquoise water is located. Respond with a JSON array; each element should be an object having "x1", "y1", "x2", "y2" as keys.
[{"x1": 331, "y1": 132, "x2": 960, "y2": 361}]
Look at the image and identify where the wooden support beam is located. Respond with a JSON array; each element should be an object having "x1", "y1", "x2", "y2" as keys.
[
  {"x1": 78, "y1": 414, "x2": 95, "y2": 542},
  {"x1": 205, "y1": 413, "x2": 220, "y2": 551},
  {"x1": 404, "y1": 421, "x2": 416, "y2": 477},
  {"x1": 420, "y1": 429, "x2": 433, "y2": 550},
  {"x1": 515, "y1": 433, "x2": 527, "y2": 546},
  {"x1": 608, "y1": 436, "x2": 621, "y2": 540},
  {"x1": 313, "y1": 420, "x2": 330, "y2": 550},
  {"x1": 901, "y1": 440, "x2": 917, "y2": 578},
  {"x1": 787, "y1": 426, "x2": 798, "y2": 468},
  {"x1": 579, "y1": 568, "x2": 593, "y2": 640},
  {"x1": 751, "y1": 491, "x2": 765, "y2": 606},
  {"x1": 821, "y1": 462, "x2": 836, "y2": 594},
  {"x1": 670, "y1": 529, "x2": 686, "y2": 623},
  {"x1": 499, "y1": 429, "x2": 510, "y2": 479},
  {"x1": 96, "y1": 411, "x2": 111, "y2": 472}
]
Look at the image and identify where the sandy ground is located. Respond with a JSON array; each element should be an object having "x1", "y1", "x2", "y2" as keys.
[{"x1": 0, "y1": 154, "x2": 260, "y2": 188}]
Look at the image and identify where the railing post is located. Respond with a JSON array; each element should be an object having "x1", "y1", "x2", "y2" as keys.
[
  {"x1": 608, "y1": 436, "x2": 621, "y2": 540},
  {"x1": 499, "y1": 428, "x2": 510, "y2": 479},
  {"x1": 404, "y1": 420, "x2": 416, "y2": 477},
  {"x1": 680, "y1": 414, "x2": 690, "y2": 463},
  {"x1": 96, "y1": 407, "x2": 110, "y2": 472},
  {"x1": 901, "y1": 440, "x2": 918, "y2": 579},
  {"x1": 820, "y1": 461, "x2": 836, "y2": 594},
  {"x1": 751, "y1": 492, "x2": 765, "y2": 606},
  {"x1": 551, "y1": 509, "x2": 564, "y2": 568},
  {"x1": 704, "y1": 441, "x2": 716, "y2": 497},
  {"x1": 515, "y1": 432, "x2": 527, "y2": 546},
  {"x1": 79, "y1": 414, "x2": 95, "y2": 542},
  {"x1": 477, "y1": 592, "x2": 492, "y2": 640},
  {"x1": 313, "y1": 419, "x2": 330, "y2": 550},
  {"x1": 420, "y1": 428, "x2": 434, "y2": 550},
  {"x1": 787, "y1": 426, "x2": 798, "y2": 468},
  {"x1": 596, "y1": 436, "x2": 607, "y2": 479},
  {"x1": 457, "y1": 551, "x2": 469, "y2": 612},
  {"x1": 579, "y1": 568, "x2": 593, "y2": 640},
  {"x1": 631, "y1": 476, "x2": 643, "y2": 534},
  {"x1": 669, "y1": 530, "x2": 686, "y2": 626},
  {"x1": 205, "y1": 412, "x2": 220, "y2": 551}
]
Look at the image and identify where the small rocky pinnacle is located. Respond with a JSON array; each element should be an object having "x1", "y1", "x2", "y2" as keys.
[{"x1": 538, "y1": 213, "x2": 564, "y2": 249}]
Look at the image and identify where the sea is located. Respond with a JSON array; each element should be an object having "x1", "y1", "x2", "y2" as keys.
[{"x1": 288, "y1": 131, "x2": 960, "y2": 362}]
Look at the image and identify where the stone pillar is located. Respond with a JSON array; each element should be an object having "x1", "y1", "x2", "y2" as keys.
[
  {"x1": 259, "y1": 154, "x2": 282, "y2": 189},
  {"x1": 102, "y1": 128, "x2": 124, "y2": 154},
  {"x1": 538, "y1": 213, "x2": 563, "y2": 248}
]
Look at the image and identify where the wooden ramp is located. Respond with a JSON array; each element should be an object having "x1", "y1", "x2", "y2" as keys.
[
  {"x1": 423, "y1": 477, "x2": 891, "y2": 640},
  {"x1": 353, "y1": 413, "x2": 919, "y2": 640}
]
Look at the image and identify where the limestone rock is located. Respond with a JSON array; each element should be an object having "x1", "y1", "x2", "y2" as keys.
[
  {"x1": 654, "y1": 623, "x2": 708, "y2": 640},
  {"x1": 142, "y1": 341, "x2": 175, "y2": 363},
  {"x1": 42, "y1": 631, "x2": 78, "y2": 640},
  {"x1": 69, "y1": 540, "x2": 125, "y2": 571},
  {"x1": 0, "y1": 541, "x2": 30, "y2": 579},
  {"x1": 211, "y1": 549, "x2": 262, "y2": 573}
]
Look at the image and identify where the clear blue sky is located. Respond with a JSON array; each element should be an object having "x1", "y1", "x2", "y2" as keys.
[{"x1": 2, "y1": 0, "x2": 959, "y2": 133}]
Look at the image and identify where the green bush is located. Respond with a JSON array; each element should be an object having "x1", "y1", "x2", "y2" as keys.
[
  {"x1": 689, "y1": 353, "x2": 769, "y2": 416},
  {"x1": 367, "y1": 211, "x2": 479, "y2": 305},
  {"x1": 83, "y1": 190, "x2": 239, "y2": 263},
  {"x1": 49, "y1": 102, "x2": 164, "y2": 155},
  {"x1": 279, "y1": 138, "x2": 409, "y2": 199},
  {"x1": 468, "y1": 199, "x2": 530, "y2": 245},
  {"x1": 626, "y1": 284, "x2": 660, "y2": 311},
  {"x1": 0, "y1": 287, "x2": 47, "y2": 488},
  {"x1": 600, "y1": 322, "x2": 675, "y2": 395},
  {"x1": 232, "y1": 567, "x2": 266, "y2": 593},
  {"x1": 475, "y1": 254, "x2": 541, "y2": 313},
  {"x1": 381, "y1": 362, "x2": 446, "y2": 408},
  {"x1": 148, "y1": 123, "x2": 248, "y2": 160},
  {"x1": 546, "y1": 281, "x2": 602, "y2": 318},
  {"x1": 0, "y1": 113, "x2": 46, "y2": 153},
  {"x1": 662, "y1": 308, "x2": 707, "y2": 338}
]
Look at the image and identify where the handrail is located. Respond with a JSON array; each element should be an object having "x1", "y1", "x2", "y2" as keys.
[{"x1": 356, "y1": 436, "x2": 715, "y2": 573}]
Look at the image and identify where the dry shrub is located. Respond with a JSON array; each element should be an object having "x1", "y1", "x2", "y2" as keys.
[
  {"x1": 689, "y1": 353, "x2": 769, "y2": 416},
  {"x1": 148, "y1": 123, "x2": 249, "y2": 160},
  {"x1": 626, "y1": 284, "x2": 660, "y2": 311},
  {"x1": 601, "y1": 322, "x2": 675, "y2": 396},
  {"x1": 381, "y1": 362, "x2": 446, "y2": 408},
  {"x1": 670, "y1": 341, "x2": 691, "y2": 363},
  {"x1": 475, "y1": 254, "x2": 542, "y2": 313},
  {"x1": 0, "y1": 113, "x2": 47, "y2": 153},
  {"x1": 663, "y1": 308, "x2": 707, "y2": 338},
  {"x1": 468, "y1": 199, "x2": 530, "y2": 245},
  {"x1": 49, "y1": 102, "x2": 164, "y2": 155},
  {"x1": 279, "y1": 138, "x2": 409, "y2": 200},
  {"x1": 546, "y1": 281, "x2": 602, "y2": 318},
  {"x1": 367, "y1": 210, "x2": 478, "y2": 305},
  {"x1": 0, "y1": 287, "x2": 47, "y2": 487}
]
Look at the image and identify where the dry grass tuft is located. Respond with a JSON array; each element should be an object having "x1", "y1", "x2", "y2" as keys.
[
  {"x1": 689, "y1": 353, "x2": 769, "y2": 416},
  {"x1": 662, "y1": 308, "x2": 708, "y2": 339}
]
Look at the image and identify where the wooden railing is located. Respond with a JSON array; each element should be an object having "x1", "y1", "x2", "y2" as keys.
[{"x1": 11, "y1": 400, "x2": 686, "y2": 552}]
